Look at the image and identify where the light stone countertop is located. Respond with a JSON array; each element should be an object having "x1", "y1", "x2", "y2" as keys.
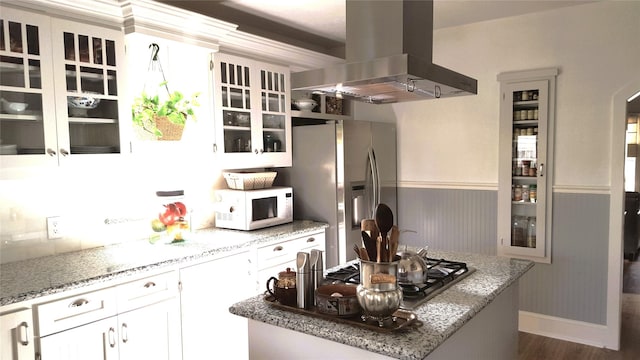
[
  {"x1": 0, "y1": 220, "x2": 328, "y2": 307},
  {"x1": 229, "y1": 250, "x2": 534, "y2": 360}
]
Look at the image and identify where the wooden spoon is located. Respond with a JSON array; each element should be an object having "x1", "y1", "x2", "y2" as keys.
[
  {"x1": 389, "y1": 225, "x2": 400, "y2": 261},
  {"x1": 374, "y1": 203, "x2": 394, "y2": 262}
]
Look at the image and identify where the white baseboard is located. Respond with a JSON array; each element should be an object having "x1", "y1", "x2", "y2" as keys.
[{"x1": 518, "y1": 310, "x2": 615, "y2": 349}]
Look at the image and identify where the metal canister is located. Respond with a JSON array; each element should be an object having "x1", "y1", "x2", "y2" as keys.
[
  {"x1": 310, "y1": 249, "x2": 324, "y2": 306},
  {"x1": 296, "y1": 252, "x2": 312, "y2": 309}
]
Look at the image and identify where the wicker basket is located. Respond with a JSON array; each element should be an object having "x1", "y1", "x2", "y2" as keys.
[
  {"x1": 155, "y1": 115, "x2": 184, "y2": 141},
  {"x1": 224, "y1": 172, "x2": 277, "y2": 190}
]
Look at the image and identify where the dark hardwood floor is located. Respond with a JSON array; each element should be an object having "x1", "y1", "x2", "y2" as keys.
[{"x1": 518, "y1": 292, "x2": 640, "y2": 359}]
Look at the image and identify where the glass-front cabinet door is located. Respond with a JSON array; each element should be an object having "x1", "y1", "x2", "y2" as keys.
[
  {"x1": 212, "y1": 52, "x2": 291, "y2": 169},
  {"x1": 0, "y1": 8, "x2": 56, "y2": 165},
  {"x1": 218, "y1": 58, "x2": 253, "y2": 154},
  {"x1": 51, "y1": 18, "x2": 124, "y2": 158},
  {"x1": 0, "y1": 6, "x2": 125, "y2": 167},
  {"x1": 497, "y1": 68, "x2": 558, "y2": 263},
  {"x1": 260, "y1": 68, "x2": 287, "y2": 154}
]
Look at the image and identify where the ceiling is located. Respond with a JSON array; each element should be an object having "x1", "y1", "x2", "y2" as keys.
[{"x1": 159, "y1": 0, "x2": 600, "y2": 58}]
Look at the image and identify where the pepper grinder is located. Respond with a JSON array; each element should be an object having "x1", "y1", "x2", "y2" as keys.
[
  {"x1": 296, "y1": 252, "x2": 311, "y2": 309},
  {"x1": 310, "y1": 249, "x2": 324, "y2": 306}
]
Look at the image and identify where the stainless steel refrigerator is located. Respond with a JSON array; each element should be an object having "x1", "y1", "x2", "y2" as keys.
[{"x1": 278, "y1": 119, "x2": 397, "y2": 268}]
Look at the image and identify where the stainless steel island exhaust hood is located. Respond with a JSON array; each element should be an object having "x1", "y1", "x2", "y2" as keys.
[{"x1": 291, "y1": 0, "x2": 477, "y2": 104}]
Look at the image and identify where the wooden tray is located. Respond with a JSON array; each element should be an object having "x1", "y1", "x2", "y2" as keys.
[{"x1": 263, "y1": 295, "x2": 422, "y2": 333}]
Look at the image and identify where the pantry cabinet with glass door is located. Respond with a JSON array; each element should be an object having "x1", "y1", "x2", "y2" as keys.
[
  {"x1": 211, "y1": 52, "x2": 291, "y2": 169},
  {"x1": 0, "y1": 6, "x2": 126, "y2": 168},
  {"x1": 497, "y1": 68, "x2": 558, "y2": 263}
]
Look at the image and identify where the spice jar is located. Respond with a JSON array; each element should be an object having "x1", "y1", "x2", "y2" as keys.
[
  {"x1": 529, "y1": 161, "x2": 537, "y2": 177},
  {"x1": 522, "y1": 185, "x2": 530, "y2": 202},
  {"x1": 150, "y1": 190, "x2": 190, "y2": 243},
  {"x1": 513, "y1": 185, "x2": 522, "y2": 201},
  {"x1": 529, "y1": 185, "x2": 537, "y2": 203}
]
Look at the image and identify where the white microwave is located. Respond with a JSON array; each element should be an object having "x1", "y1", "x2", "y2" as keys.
[{"x1": 214, "y1": 187, "x2": 293, "y2": 230}]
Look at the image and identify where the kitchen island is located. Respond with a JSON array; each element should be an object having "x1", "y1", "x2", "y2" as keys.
[{"x1": 229, "y1": 250, "x2": 533, "y2": 360}]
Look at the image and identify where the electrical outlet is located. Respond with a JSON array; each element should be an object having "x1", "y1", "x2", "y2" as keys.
[{"x1": 47, "y1": 216, "x2": 63, "y2": 239}]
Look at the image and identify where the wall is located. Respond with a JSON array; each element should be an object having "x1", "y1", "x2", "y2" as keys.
[{"x1": 356, "y1": 0, "x2": 639, "y2": 329}]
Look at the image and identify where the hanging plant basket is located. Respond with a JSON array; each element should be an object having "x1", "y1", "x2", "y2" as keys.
[
  {"x1": 155, "y1": 115, "x2": 184, "y2": 141},
  {"x1": 131, "y1": 44, "x2": 199, "y2": 141}
]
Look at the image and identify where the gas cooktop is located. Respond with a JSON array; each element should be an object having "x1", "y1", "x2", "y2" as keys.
[{"x1": 325, "y1": 258, "x2": 475, "y2": 310}]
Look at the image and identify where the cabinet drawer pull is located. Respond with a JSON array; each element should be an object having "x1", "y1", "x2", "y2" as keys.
[
  {"x1": 108, "y1": 327, "x2": 116, "y2": 348},
  {"x1": 306, "y1": 237, "x2": 315, "y2": 243},
  {"x1": 18, "y1": 321, "x2": 29, "y2": 346},
  {"x1": 121, "y1": 323, "x2": 128, "y2": 343},
  {"x1": 144, "y1": 281, "x2": 157, "y2": 288},
  {"x1": 69, "y1": 298, "x2": 89, "y2": 308},
  {"x1": 273, "y1": 245, "x2": 283, "y2": 252}
]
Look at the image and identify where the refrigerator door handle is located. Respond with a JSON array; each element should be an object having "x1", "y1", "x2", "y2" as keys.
[{"x1": 366, "y1": 147, "x2": 381, "y2": 214}]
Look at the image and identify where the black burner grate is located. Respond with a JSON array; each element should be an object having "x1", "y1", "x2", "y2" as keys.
[{"x1": 325, "y1": 257, "x2": 475, "y2": 309}]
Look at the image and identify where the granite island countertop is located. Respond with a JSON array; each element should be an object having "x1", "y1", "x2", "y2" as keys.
[
  {"x1": 0, "y1": 220, "x2": 328, "y2": 307},
  {"x1": 229, "y1": 250, "x2": 534, "y2": 360}
]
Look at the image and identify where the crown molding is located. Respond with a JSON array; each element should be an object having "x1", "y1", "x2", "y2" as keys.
[
  {"x1": 120, "y1": 0, "x2": 237, "y2": 50},
  {"x1": 219, "y1": 30, "x2": 343, "y2": 72},
  {"x1": 2, "y1": 0, "x2": 343, "y2": 71},
  {"x1": 2, "y1": 0, "x2": 124, "y2": 29}
]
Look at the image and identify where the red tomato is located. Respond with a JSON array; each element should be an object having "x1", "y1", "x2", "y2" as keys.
[
  {"x1": 173, "y1": 202, "x2": 187, "y2": 217},
  {"x1": 159, "y1": 203, "x2": 178, "y2": 226}
]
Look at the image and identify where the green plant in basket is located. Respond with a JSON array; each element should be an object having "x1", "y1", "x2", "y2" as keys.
[{"x1": 132, "y1": 81, "x2": 200, "y2": 140}]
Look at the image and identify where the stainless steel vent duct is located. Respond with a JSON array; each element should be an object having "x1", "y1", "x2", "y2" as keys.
[{"x1": 291, "y1": 0, "x2": 477, "y2": 104}]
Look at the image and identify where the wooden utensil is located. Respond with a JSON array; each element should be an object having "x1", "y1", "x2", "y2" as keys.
[
  {"x1": 374, "y1": 204, "x2": 394, "y2": 262},
  {"x1": 389, "y1": 225, "x2": 400, "y2": 261},
  {"x1": 359, "y1": 247, "x2": 370, "y2": 261},
  {"x1": 353, "y1": 244, "x2": 362, "y2": 259},
  {"x1": 361, "y1": 219, "x2": 379, "y2": 242},
  {"x1": 376, "y1": 235, "x2": 382, "y2": 263},
  {"x1": 361, "y1": 231, "x2": 377, "y2": 262}
]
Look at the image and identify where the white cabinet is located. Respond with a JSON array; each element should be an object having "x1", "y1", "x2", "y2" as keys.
[
  {"x1": 497, "y1": 68, "x2": 558, "y2": 263},
  {"x1": 211, "y1": 52, "x2": 291, "y2": 169},
  {"x1": 179, "y1": 251, "x2": 254, "y2": 360},
  {"x1": 0, "y1": 5, "x2": 127, "y2": 168},
  {"x1": 256, "y1": 231, "x2": 325, "y2": 294},
  {"x1": 0, "y1": 308, "x2": 35, "y2": 360},
  {"x1": 36, "y1": 271, "x2": 181, "y2": 360}
]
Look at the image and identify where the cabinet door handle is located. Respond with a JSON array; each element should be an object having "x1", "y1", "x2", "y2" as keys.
[
  {"x1": 46, "y1": 148, "x2": 56, "y2": 156},
  {"x1": 60, "y1": 148, "x2": 69, "y2": 156},
  {"x1": 17, "y1": 321, "x2": 29, "y2": 346},
  {"x1": 538, "y1": 163, "x2": 544, "y2": 177},
  {"x1": 121, "y1": 323, "x2": 128, "y2": 343},
  {"x1": 306, "y1": 237, "x2": 315, "y2": 243},
  {"x1": 108, "y1": 327, "x2": 116, "y2": 348},
  {"x1": 143, "y1": 281, "x2": 156, "y2": 288},
  {"x1": 273, "y1": 245, "x2": 283, "y2": 252},
  {"x1": 69, "y1": 298, "x2": 89, "y2": 308}
]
